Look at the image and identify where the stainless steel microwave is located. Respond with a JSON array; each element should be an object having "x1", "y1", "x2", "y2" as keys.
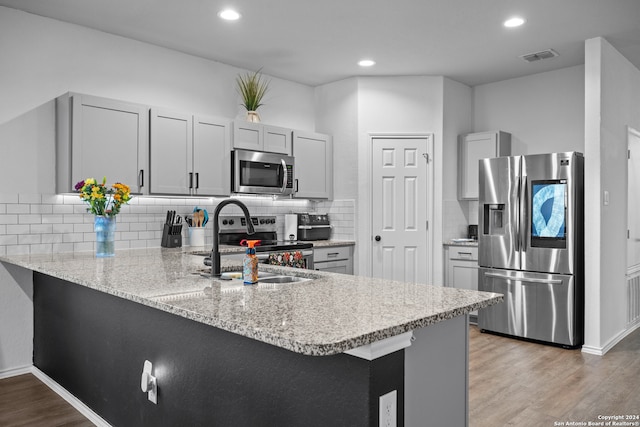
[{"x1": 232, "y1": 149, "x2": 295, "y2": 196}]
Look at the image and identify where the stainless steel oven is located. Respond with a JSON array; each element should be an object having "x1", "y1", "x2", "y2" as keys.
[
  {"x1": 218, "y1": 215, "x2": 314, "y2": 269},
  {"x1": 232, "y1": 149, "x2": 295, "y2": 196}
]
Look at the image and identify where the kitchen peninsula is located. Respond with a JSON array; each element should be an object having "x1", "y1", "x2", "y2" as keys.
[{"x1": 0, "y1": 248, "x2": 501, "y2": 427}]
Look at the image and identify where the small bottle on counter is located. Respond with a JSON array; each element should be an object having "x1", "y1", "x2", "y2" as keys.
[{"x1": 242, "y1": 240, "x2": 260, "y2": 285}]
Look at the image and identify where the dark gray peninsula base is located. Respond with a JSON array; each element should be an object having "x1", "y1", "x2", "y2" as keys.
[
  {"x1": 34, "y1": 272, "x2": 404, "y2": 427},
  {"x1": 1, "y1": 248, "x2": 502, "y2": 426}
]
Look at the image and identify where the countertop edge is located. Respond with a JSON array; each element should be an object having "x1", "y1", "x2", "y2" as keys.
[{"x1": 0, "y1": 249, "x2": 502, "y2": 357}]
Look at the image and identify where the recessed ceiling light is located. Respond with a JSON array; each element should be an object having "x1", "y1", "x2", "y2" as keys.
[
  {"x1": 218, "y1": 9, "x2": 241, "y2": 21},
  {"x1": 504, "y1": 17, "x2": 525, "y2": 28},
  {"x1": 358, "y1": 59, "x2": 376, "y2": 67}
]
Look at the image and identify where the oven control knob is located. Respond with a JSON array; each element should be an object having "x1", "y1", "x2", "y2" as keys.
[
  {"x1": 260, "y1": 219, "x2": 265, "y2": 224},
  {"x1": 270, "y1": 219, "x2": 275, "y2": 224},
  {"x1": 228, "y1": 219, "x2": 234, "y2": 225},
  {"x1": 222, "y1": 220, "x2": 228, "y2": 225}
]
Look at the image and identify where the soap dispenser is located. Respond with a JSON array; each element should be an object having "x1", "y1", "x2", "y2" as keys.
[{"x1": 242, "y1": 240, "x2": 260, "y2": 285}]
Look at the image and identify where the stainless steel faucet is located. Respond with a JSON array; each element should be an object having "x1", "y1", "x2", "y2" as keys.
[{"x1": 211, "y1": 199, "x2": 255, "y2": 276}]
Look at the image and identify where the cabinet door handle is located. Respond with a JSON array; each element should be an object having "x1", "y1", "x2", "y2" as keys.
[
  {"x1": 189, "y1": 172, "x2": 193, "y2": 189},
  {"x1": 195, "y1": 172, "x2": 199, "y2": 189},
  {"x1": 138, "y1": 170, "x2": 144, "y2": 187}
]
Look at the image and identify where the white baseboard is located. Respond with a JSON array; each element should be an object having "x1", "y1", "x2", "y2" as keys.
[
  {"x1": 0, "y1": 365, "x2": 32, "y2": 380},
  {"x1": 582, "y1": 321, "x2": 640, "y2": 356},
  {"x1": 1, "y1": 366, "x2": 112, "y2": 427}
]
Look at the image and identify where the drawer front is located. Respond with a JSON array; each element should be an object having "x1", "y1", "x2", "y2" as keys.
[
  {"x1": 315, "y1": 260, "x2": 351, "y2": 274},
  {"x1": 314, "y1": 246, "x2": 352, "y2": 262},
  {"x1": 448, "y1": 246, "x2": 478, "y2": 261}
]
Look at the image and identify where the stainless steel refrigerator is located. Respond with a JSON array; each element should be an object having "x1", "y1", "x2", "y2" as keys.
[{"x1": 478, "y1": 152, "x2": 584, "y2": 348}]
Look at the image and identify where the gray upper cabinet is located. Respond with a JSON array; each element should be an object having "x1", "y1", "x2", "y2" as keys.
[
  {"x1": 56, "y1": 93, "x2": 148, "y2": 194},
  {"x1": 232, "y1": 121, "x2": 292, "y2": 155},
  {"x1": 193, "y1": 115, "x2": 231, "y2": 196},
  {"x1": 293, "y1": 130, "x2": 333, "y2": 199},
  {"x1": 150, "y1": 109, "x2": 230, "y2": 196},
  {"x1": 458, "y1": 131, "x2": 511, "y2": 200}
]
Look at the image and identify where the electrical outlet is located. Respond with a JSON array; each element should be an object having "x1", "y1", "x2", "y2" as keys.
[{"x1": 379, "y1": 390, "x2": 397, "y2": 427}]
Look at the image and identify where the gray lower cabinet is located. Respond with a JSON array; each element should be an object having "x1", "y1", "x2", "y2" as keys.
[
  {"x1": 150, "y1": 109, "x2": 230, "y2": 196},
  {"x1": 445, "y1": 245, "x2": 479, "y2": 319},
  {"x1": 314, "y1": 245, "x2": 353, "y2": 274},
  {"x1": 56, "y1": 92, "x2": 148, "y2": 194},
  {"x1": 293, "y1": 131, "x2": 333, "y2": 199}
]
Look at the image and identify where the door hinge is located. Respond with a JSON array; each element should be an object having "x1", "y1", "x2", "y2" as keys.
[
  {"x1": 426, "y1": 220, "x2": 429, "y2": 230},
  {"x1": 629, "y1": 229, "x2": 631, "y2": 239},
  {"x1": 629, "y1": 149, "x2": 631, "y2": 160}
]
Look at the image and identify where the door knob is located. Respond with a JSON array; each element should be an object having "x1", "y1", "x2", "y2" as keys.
[{"x1": 375, "y1": 235, "x2": 381, "y2": 242}]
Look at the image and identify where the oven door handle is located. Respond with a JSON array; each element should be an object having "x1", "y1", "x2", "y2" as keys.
[
  {"x1": 256, "y1": 250, "x2": 313, "y2": 260},
  {"x1": 279, "y1": 159, "x2": 287, "y2": 194}
]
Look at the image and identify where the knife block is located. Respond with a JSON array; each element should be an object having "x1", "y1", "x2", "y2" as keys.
[{"x1": 161, "y1": 223, "x2": 182, "y2": 248}]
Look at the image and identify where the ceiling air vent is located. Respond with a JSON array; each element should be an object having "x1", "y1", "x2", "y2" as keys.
[{"x1": 520, "y1": 49, "x2": 559, "y2": 63}]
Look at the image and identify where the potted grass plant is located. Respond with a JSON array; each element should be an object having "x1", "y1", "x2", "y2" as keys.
[{"x1": 236, "y1": 68, "x2": 270, "y2": 123}]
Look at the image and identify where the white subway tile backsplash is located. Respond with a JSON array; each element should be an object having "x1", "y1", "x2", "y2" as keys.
[
  {"x1": 73, "y1": 223, "x2": 93, "y2": 233},
  {"x1": 30, "y1": 224, "x2": 53, "y2": 234},
  {"x1": 7, "y1": 245, "x2": 30, "y2": 256},
  {"x1": 18, "y1": 214, "x2": 42, "y2": 225},
  {"x1": 62, "y1": 233, "x2": 84, "y2": 243},
  {"x1": 18, "y1": 194, "x2": 42, "y2": 204},
  {"x1": 52, "y1": 243, "x2": 74, "y2": 253},
  {"x1": 41, "y1": 194, "x2": 61, "y2": 204},
  {"x1": 18, "y1": 234, "x2": 41, "y2": 245},
  {"x1": 7, "y1": 225, "x2": 30, "y2": 235},
  {"x1": 31, "y1": 204, "x2": 54, "y2": 214},
  {"x1": 30, "y1": 244, "x2": 53, "y2": 255},
  {"x1": 0, "y1": 215, "x2": 18, "y2": 225},
  {"x1": 42, "y1": 214, "x2": 64, "y2": 224},
  {"x1": 0, "y1": 195, "x2": 356, "y2": 255},
  {"x1": 41, "y1": 234, "x2": 63, "y2": 244},
  {"x1": 0, "y1": 194, "x2": 18, "y2": 203},
  {"x1": 52, "y1": 223, "x2": 74, "y2": 234},
  {"x1": 0, "y1": 235, "x2": 18, "y2": 245},
  {"x1": 74, "y1": 242, "x2": 94, "y2": 252},
  {"x1": 7, "y1": 204, "x2": 30, "y2": 214},
  {"x1": 63, "y1": 214, "x2": 84, "y2": 224},
  {"x1": 53, "y1": 205, "x2": 74, "y2": 214}
]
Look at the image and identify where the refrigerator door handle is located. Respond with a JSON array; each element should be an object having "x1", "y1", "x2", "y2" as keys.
[
  {"x1": 515, "y1": 177, "x2": 520, "y2": 252},
  {"x1": 485, "y1": 272, "x2": 563, "y2": 285},
  {"x1": 519, "y1": 174, "x2": 528, "y2": 254}
]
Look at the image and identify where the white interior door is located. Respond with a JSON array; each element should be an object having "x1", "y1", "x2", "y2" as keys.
[
  {"x1": 371, "y1": 137, "x2": 429, "y2": 283},
  {"x1": 628, "y1": 127, "x2": 640, "y2": 268}
]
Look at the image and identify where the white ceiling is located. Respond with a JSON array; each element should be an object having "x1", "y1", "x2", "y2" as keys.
[{"x1": 1, "y1": 0, "x2": 640, "y2": 87}]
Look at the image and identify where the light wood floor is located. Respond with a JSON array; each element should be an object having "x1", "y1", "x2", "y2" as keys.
[
  {"x1": 469, "y1": 325, "x2": 640, "y2": 426},
  {"x1": 1, "y1": 327, "x2": 638, "y2": 426}
]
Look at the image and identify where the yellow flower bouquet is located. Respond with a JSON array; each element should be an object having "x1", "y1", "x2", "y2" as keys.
[{"x1": 75, "y1": 177, "x2": 132, "y2": 217}]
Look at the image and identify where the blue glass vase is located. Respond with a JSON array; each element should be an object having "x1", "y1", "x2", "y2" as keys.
[{"x1": 94, "y1": 215, "x2": 116, "y2": 257}]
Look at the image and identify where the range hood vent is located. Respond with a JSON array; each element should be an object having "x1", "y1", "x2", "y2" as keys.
[{"x1": 520, "y1": 49, "x2": 559, "y2": 63}]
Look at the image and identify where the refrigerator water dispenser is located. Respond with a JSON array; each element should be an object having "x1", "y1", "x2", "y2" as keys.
[{"x1": 483, "y1": 204, "x2": 505, "y2": 235}]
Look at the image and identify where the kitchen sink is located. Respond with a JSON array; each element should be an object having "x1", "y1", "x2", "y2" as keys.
[
  {"x1": 254, "y1": 275, "x2": 311, "y2": 284},
  {"x1": 191, "y1": 268, "x2": 313, "y2": 285}
]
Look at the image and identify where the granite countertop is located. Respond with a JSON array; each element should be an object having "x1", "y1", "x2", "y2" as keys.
[
  {"x1": 443, "y1": 239, "x2": 478, "y2": 247},
  {"x1": 0, "y1": 247, "x2": 501, "y2": 356}
]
